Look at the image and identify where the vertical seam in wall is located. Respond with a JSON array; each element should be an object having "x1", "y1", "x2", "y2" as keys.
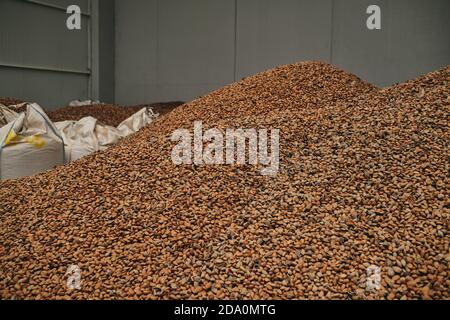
[
  {"x1": 233, "y1": 0, "x2": 237, "y2": 82},
  {"x1": 91, "y1": 0, "x2": 100, "y2": 100},
  {"x1": 156, "y1": 0, "x2": 160, "y2": 101},
  {"x1": 386, "y1": 0, "x2": 391, "y2": 69},
  {"x1": 113, "y1": 0, "x2": 116, "y2": 103},
  {"x1": 88, "y1": 0, "x2": 92, "y2": 99},
  {"x1": 112, "y1": 0, "x2": 116, "y2": 103},
  {"x1": 329, "y1": 0, "x2": 335, "y2": 64},
  {"x1": 386, "y1": 0, "x2": 393, "y2": 87}
]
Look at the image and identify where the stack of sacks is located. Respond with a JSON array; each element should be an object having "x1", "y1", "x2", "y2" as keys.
[{"x1": 0, "y1": 104, "x2": 158, "y2": 179}]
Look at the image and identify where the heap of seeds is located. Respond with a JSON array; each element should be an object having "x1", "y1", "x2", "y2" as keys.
[{"x1": 0, "y1": 62, "x2": 448, "y2": 300}]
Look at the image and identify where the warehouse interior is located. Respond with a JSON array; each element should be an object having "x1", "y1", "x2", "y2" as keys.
[
  {"x1": 0, "y1": 0, "x2": 449, "y2": 302},
  {"x1": 1, "y1": 0, "x2": 449, "y2": 107}
]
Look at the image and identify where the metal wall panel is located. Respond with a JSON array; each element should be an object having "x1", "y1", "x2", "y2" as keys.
[
  {"x1": 0, "y1": 68, "x2": 88, "y2": 107},
  {"x1": 43, "y1": 0, "x2": 89, "y2": 10},
  {"x1": 331, "y1": 0, "x2": 450, "y2": 87},
  {"x1": 236, "y1": 0, "x2": 333, "y2": 80},
  {"x1": 2, "y1": 1, "x2": 449, "y2": 106},
  {"x1": 115, "y1": 0, "x2": 158, "y2": 105},
  {"x1": 0, "y1": 0, "x2": 89, "y2": 71},
  {"x1": 98, "y1": 0, "x2": 115, "y2": 103},
  {"x1": 115, "y1": 0, "x2": 235, "y2": 105},
  {"x1": 330, "y1": 0, "x2": 390, "y2": 86},
  {"x1": 114, "y1": 0, "x2": 450, "y2": 104},
  {"x1": 385, "y1": 0, "x2": 449, "y2": 85},
  {"x1": 158, "y1": 0, "x2": 235, "y2": 87},
  {"x1": 0, "y1": 0, "x2": 94, "y2": 108}
]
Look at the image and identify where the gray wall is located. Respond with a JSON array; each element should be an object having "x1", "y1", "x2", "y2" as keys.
[
  {"x1": 0, "y1": 0, "x2": 114, "y2": 109},
  {"x1": 236, "y1": 0, "x2": 333, "y2": 79},
  {"x1": 0, "y1": 0, "x2": 91, "y2": 108},
  {"x1": 115, "y1": 0, "x2": 236, "y2": 105},
  {"x1": 1, "y1": 1, "x2": 449, "y2": 107},
  {"x1": 115, "y1": 0, "x2": 450, "y2": 105},
  {"x1": 98, "y1": 0, "x2": 115, "y2": 103},
  {"x1": 332, "y1": 0, "x2": 450, "y2": 87}
]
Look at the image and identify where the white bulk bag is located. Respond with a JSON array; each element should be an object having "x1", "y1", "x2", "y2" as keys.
[
  {"x1": 69, "y1": 99, "x2": 101, "y2": 107},
  {"x1": 55, "y1": 117, "x2": 123, "y2": 162},
  {"x1": 54, "y1": 107, "x2": 158, "y2": 163},
  {"x1": 0, "y1": 103, "x2": 65, "y2": 180},
  {"x1": 55, "y1": 118, "x2": 96, "y2": 162},
  {"x1": 117, "y1": 107, "x2": 158, "y2": 136},
  {"x1": 95, "y1": 122, "x2": 123, "y2": 150},
  {"x1": 0, "y1": 105, "x2": 19, "y2": 127}
]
